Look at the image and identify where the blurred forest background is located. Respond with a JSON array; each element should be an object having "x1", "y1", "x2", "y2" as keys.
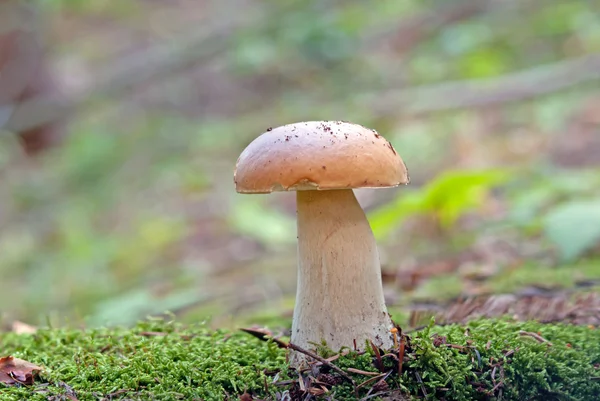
[{"x1": 1, "y1": 0, "x2": 599, "y2": 330}]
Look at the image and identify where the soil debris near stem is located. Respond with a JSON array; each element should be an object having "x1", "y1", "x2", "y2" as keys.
[{"x1": 242, "y1": 313, "x2": 600, "y2": 400}]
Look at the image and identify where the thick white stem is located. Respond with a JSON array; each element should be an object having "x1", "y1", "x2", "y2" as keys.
[{"x1": 290, "y1": 189, "x2": 394, "y2": 367}]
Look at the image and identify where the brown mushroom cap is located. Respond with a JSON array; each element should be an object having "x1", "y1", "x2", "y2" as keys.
[{"x1": 234, "y1": 121, "x2": 409, "y2": 193}]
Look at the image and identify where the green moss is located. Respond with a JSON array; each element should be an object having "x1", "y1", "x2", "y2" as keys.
[
  {"x1": 1, "y1": 318, "x2": 599, "y2": 400},
  {"x1": 0, "y1": 318, "x2": 286, "y2": 400},
  {"x1": 406, "y1": 319, "x2": 600, "y2": 400}
]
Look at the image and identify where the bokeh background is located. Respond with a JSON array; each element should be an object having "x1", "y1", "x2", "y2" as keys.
[{"x1": 1, "y1": 0, "x2": 599, "y2": 330}]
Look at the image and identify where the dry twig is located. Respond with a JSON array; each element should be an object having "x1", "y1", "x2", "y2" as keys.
[
  {"x1": 518, "y1": 330, "x2": 553, "y2": 346},
  {"x1": 287, "y1": 342, "x2": 356, "y2": 386}
]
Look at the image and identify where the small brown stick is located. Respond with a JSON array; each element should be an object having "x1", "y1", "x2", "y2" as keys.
[
  {"x1": 287, "y1": 342, "x2": 356, "y2": 386},
  {"x1": 518, "y1": 331, "x2": 553, "y2": 346},
  {"x1": 239, "y1": 327, "x2": 289, "y2": 349},
  {"x1": 356, "y1": 371, "x2": 391, "y2": 390},
  {"x1": 297, "y1": 371, "x2": 306, "y2": 392},
  {"x1": 490, "y1": 366, "x2": 506, "y2": 395},
  {"x1": 347, "y1": 368, "x2": 380, "y2": 376},
  {"x1": 318, "y1": 384, "x2": 329, "y2": 393},
  {"x1": 491, "y1": 380, "x2": 504, "y2": 393},
  {"x1": 314, "y1": 354, "x2": 341, "y2": 364}
]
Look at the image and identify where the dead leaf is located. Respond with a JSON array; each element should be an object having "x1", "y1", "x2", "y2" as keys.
[{"x1": 0, "y1": 356, "x2": 43, "y2": 385}]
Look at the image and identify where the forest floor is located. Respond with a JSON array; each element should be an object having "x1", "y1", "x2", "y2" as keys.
[{"x1": 2, "y1": 316, "x2": 600, "y2": 400}]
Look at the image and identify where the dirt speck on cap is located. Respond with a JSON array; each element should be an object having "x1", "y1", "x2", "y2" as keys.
[{"x1": 267, "y1": 127, "x2": 272, "y2": 131}]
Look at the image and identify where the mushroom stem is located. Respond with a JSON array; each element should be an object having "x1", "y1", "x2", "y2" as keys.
[{"x1": 290, "y1": 189, "x2": 394, "y2": 367}]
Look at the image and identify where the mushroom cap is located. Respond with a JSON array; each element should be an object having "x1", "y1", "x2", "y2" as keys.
[{"x1": 234, "y1": 121, "x2": 409, "y2": 193}]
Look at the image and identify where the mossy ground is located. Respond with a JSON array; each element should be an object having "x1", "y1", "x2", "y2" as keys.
[{"x1": 1, "y1": 317, "x2": 599, "y2": 400}]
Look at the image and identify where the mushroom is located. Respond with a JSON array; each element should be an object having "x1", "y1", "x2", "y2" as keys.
[{"x1": 234, "y1": 121, "x2": 409, "y2": 367}]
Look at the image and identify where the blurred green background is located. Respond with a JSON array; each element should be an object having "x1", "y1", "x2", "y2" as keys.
[{"x1": 1, "y1": 0, "x2": 599, "y2": 329}]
